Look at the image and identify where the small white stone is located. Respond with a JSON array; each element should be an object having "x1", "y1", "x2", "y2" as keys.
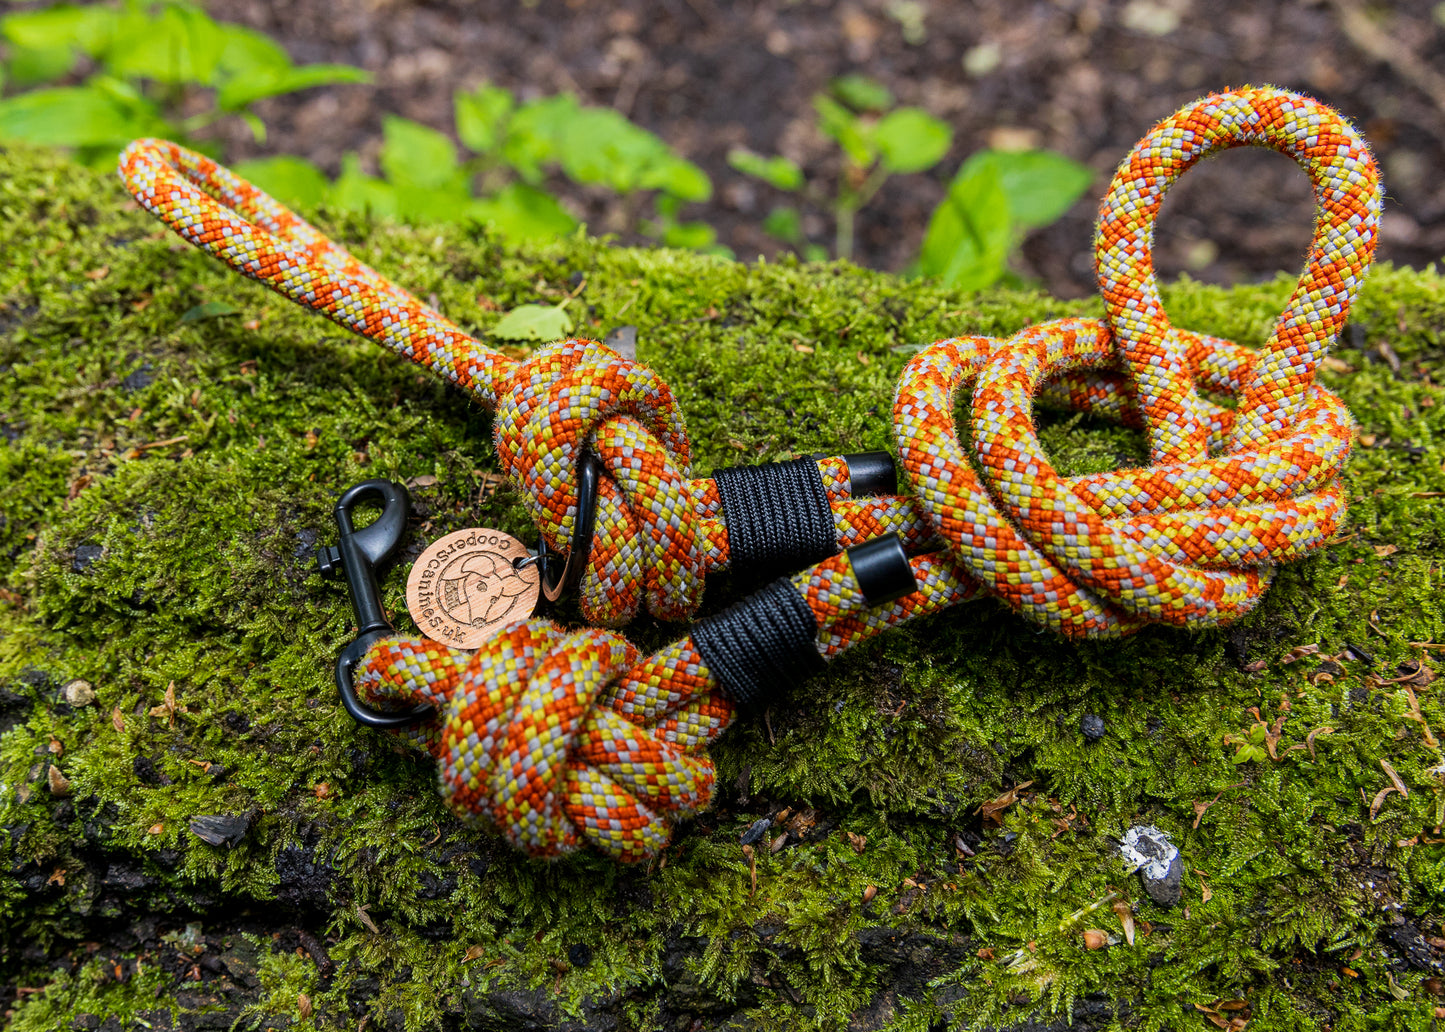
[{"x1": 1120, "y1": 824, "x2": 1178, "y2": 880}]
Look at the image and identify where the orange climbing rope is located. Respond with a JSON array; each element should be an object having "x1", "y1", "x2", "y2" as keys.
[{"x1": 120, "y1": 86, "x2": 1381, "y2": 861}]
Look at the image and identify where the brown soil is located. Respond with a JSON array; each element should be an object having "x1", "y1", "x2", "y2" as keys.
[{"x1": 209, "y1": 0, "x2": 1445, "y2": 299}]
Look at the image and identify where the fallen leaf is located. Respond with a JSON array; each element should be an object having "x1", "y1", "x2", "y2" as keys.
[
  {"x1": 1374, "y1": 544, "x2": 1399, "y2": 558},
  {"x1": 979, "y1": 781, "x2": 1034, "y2": 823},
  {"x1": 1359, "y1": 433, "x2": 1378, "y2": 447},
  {"x1": 406, "y1": 474, "x2": 439, "y2": 489},
  {"x1": 844, "y1": 831, "x2": 867, "y2": 854},
  {"x1": 463, "y1": 944, "x2": 485, "y2": 963},
  {"x1": 1111, "y1": 901, "x2": 1135, "y2": 946},
  {"x1": 111, "y1": 707, "x2": 125, "y2": 733},
  {"x1": 793, "y1": 343, "x2": 815, "y2": 354},
  {"x1": 1195, "y1": 869, "x2": 1213, "y2": 903},
  {"x1": 298, "y1": 993, "x2": 312, "y2": 1019},
  {"x1": 862, "y1": 885, "x2": 877, "y2": 903},
  {"x1": 491, "y1": 302, "x2": 573, "y2": 342},
  {"x1": 1306, "y1": 726, "x2": 1334, "y2": 760},
  {"x1": 85, "y1": 265, "x2": 109, "y2": 280},
  {"x1": 47, "y1": 765, "x2": 71, "y2": 797},
  {"x1": 180, "y1": 300, "x2": 240, "y2": 323},
  {"x1": 1371, "y1": 784, "x2": 1399, "y2": 820},
  {"x1": 1381, "y1": 758, "x2": 1409, "y2": 797},
  {"x1": 1403, "y1": 686, "x2": 1439, "y2": 748},
  {"x1": 976, "y1": 947, "x2": 995, "y2": 960},
  {"x1": 1081, "y1": 929, "x2": 1108, "y2": 949},
  {"x1": 149, "y1": 681, "x2": 187, "y2": 726},
  {"x1": 356, "y1": 905, "x2": 380, "y2": 934},
  {"x1": 1280, "y1": 644, "x2": 1320, "y2": 665},
  {"x1": 148, "y1": 823, "x2": 165, "y2": 835},
  {"x1": 1377, "y1": 341, "x2": 1402, "y2": 373}
]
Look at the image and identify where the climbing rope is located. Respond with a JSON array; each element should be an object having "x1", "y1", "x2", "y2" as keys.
[{"x1": 121, "y1": 86, "x2": 1381, "y2": 860}]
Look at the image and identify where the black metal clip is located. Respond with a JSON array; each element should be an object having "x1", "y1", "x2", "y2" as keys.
[
  {"x1": 533, "y1": 449, "x2": 603, "y2": 602},
  {"x1": 316, "y1": 480, "x2": 434, "y2": 730}
]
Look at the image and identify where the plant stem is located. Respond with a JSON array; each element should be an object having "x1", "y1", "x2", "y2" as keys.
[{"x1": 834, "y1": 164, "x2": 891, "y2": 261}]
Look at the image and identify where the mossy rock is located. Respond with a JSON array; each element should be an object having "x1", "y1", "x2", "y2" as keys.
[{"x1": 2, "y1": 143, "x2": 1445, "y2": 1032}]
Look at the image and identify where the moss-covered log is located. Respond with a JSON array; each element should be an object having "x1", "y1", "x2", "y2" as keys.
[{"x1": 2, "y1": 144, "x2": 1444, "y2": 1032}]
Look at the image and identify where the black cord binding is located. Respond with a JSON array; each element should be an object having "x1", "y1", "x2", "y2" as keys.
[
  {"x1": 691, "y1": 577, "x2": 826, "y2": 711},
  {"x1": 712, "y1": 457, "x2": 837, "y2": 579}
]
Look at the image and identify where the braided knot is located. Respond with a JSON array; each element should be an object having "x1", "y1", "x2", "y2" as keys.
[
  {"x1": 355, "y1": 620, "x2": 716, "y2": 860},
  {"x1": 495, "y1": 338, "x2": 707, "y2": 626},
  {"x1": 895, "y1": 86, "x2": 1380, "y2": 638}
]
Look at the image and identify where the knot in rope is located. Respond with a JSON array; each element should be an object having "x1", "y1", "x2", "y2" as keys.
[
  {"x1": 894, "y1": 86, "x2": 1381, "y2": 637},
  {"x1": 494, "y1": 337, "x2": 706, "y2": 626},
  {"x1": 355, "y1": 619, "x2": 716, "y2": 860}
]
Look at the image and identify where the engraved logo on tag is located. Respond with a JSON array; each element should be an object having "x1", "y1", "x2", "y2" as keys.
[{"x1": 405, "y1": 528, "x2": 540, "y2": 649}]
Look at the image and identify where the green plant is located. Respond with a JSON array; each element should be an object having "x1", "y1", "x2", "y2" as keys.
[
  {"x1": 0, "y1": 3, "x2": 717, "y2": 253},
  {"x1": 0, "y1": 0, "x2": 368, "y2": 165},
  {"x1": 730, "y1": 74, "x2": 953, "y2": 263},
  {"x1": 729, "y1": 74, "x2": 1094, "y2": 291},
  {"x1": 239, "y1": 86, "x2": 718, "y2": 250},
  {"x1": 917, "y1": 147, "x2": 1094, "y2": 290}
]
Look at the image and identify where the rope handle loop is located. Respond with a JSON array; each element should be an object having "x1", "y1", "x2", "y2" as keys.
[{"x1": 1094, "y1": 86, "x2": 1382, "y2": 462}]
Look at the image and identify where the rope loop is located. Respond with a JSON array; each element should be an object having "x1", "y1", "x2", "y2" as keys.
[
  {"x1": 896, "y1": 86, "x2": 1380, "y2": 637},
  {"x1": 495, "y1": 338, "x2": 707, "y2": 626},
  {"x1": 1095, "y1": 86, "x2": 1382, "y2": 462}
]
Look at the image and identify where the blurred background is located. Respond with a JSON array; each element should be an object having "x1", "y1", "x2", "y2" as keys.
[{"x1": 2, "y1": 0, "x2": 1441, "y2": 299}]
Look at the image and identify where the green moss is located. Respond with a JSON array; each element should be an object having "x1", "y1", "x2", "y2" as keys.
[{"x1": 2, "y1": 142, "x2": 1444, "y2": 1031}]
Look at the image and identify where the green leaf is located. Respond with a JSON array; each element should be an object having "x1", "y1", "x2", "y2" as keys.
[
  {"x1": 4, "y1": 44, "x2": 78, "y2": 87},
  {"x1": 379, "y1": 116, "x2": 458, "y2": 191},
  {"x1": 813, "y1": 94, "x2": 875, "y2": 168},
  {"x1": 455, "y1": 84, "x2": 515, "y2": 154},
  {"x1": 103, "y1": 5, "x2": 226, "y2": 86},
  {"x1": 762, "y1": 206, "x2": 803, "y2": 245},
  {"x1": 0, "y1": 85, "x2": 161, "y2": 148},
  {"x1": 954, "y1": 149, "x2": 1094, "y2": 229},
  {"x1": 491, "y1": 303, "x2": 573, "y2": 342},
  {"x1": 501, "y1": 94, "x2": 578, "y2": 181},
  {"x1": 1, "y1": 4, "x2": 118, "y2": 55},
  {"x1": 215, "y1": 24, "x2": 292, "y2": 76},
  {"x1": 874, "y1": 108, "x2": 952, "y2": 174},
  {"x1": 329, "y1": 153, "x2": 401, "y2": 218},
  {"x1": 231, "y1": 156, "x2": 330, "y2": 210},
  {"x1": 179, "y1": 301, "x2": 241, "y2": 323},
  {"x1": 391, "y1": 178, "x2": 473, "y2": 223},
  {"x1": 638, "y1": 155, "x2": 711, "y2": 202},
  {"x1": 830, "y1": 74, "x2": 893, "y2": 112},
  {"x1": 728, "y1": 149, "x2": 804, "y2": 191},
  {"x1": 662, "y1": 220, "x2": 717, "y2": 250},
  {"x1": 218, "y1": 63, "x2": 370, "y2": 111},
  {"x1": 467, "y1": 183, "x2": 577, "y2": 241},
  {"x1": 917, "y1": 161, "x2": 1011, "y2": 290}
]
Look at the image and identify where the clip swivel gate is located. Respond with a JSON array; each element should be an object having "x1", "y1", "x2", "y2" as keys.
[{"x1": 316, "y1": 480, "x2": 434, "y2": 730}]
